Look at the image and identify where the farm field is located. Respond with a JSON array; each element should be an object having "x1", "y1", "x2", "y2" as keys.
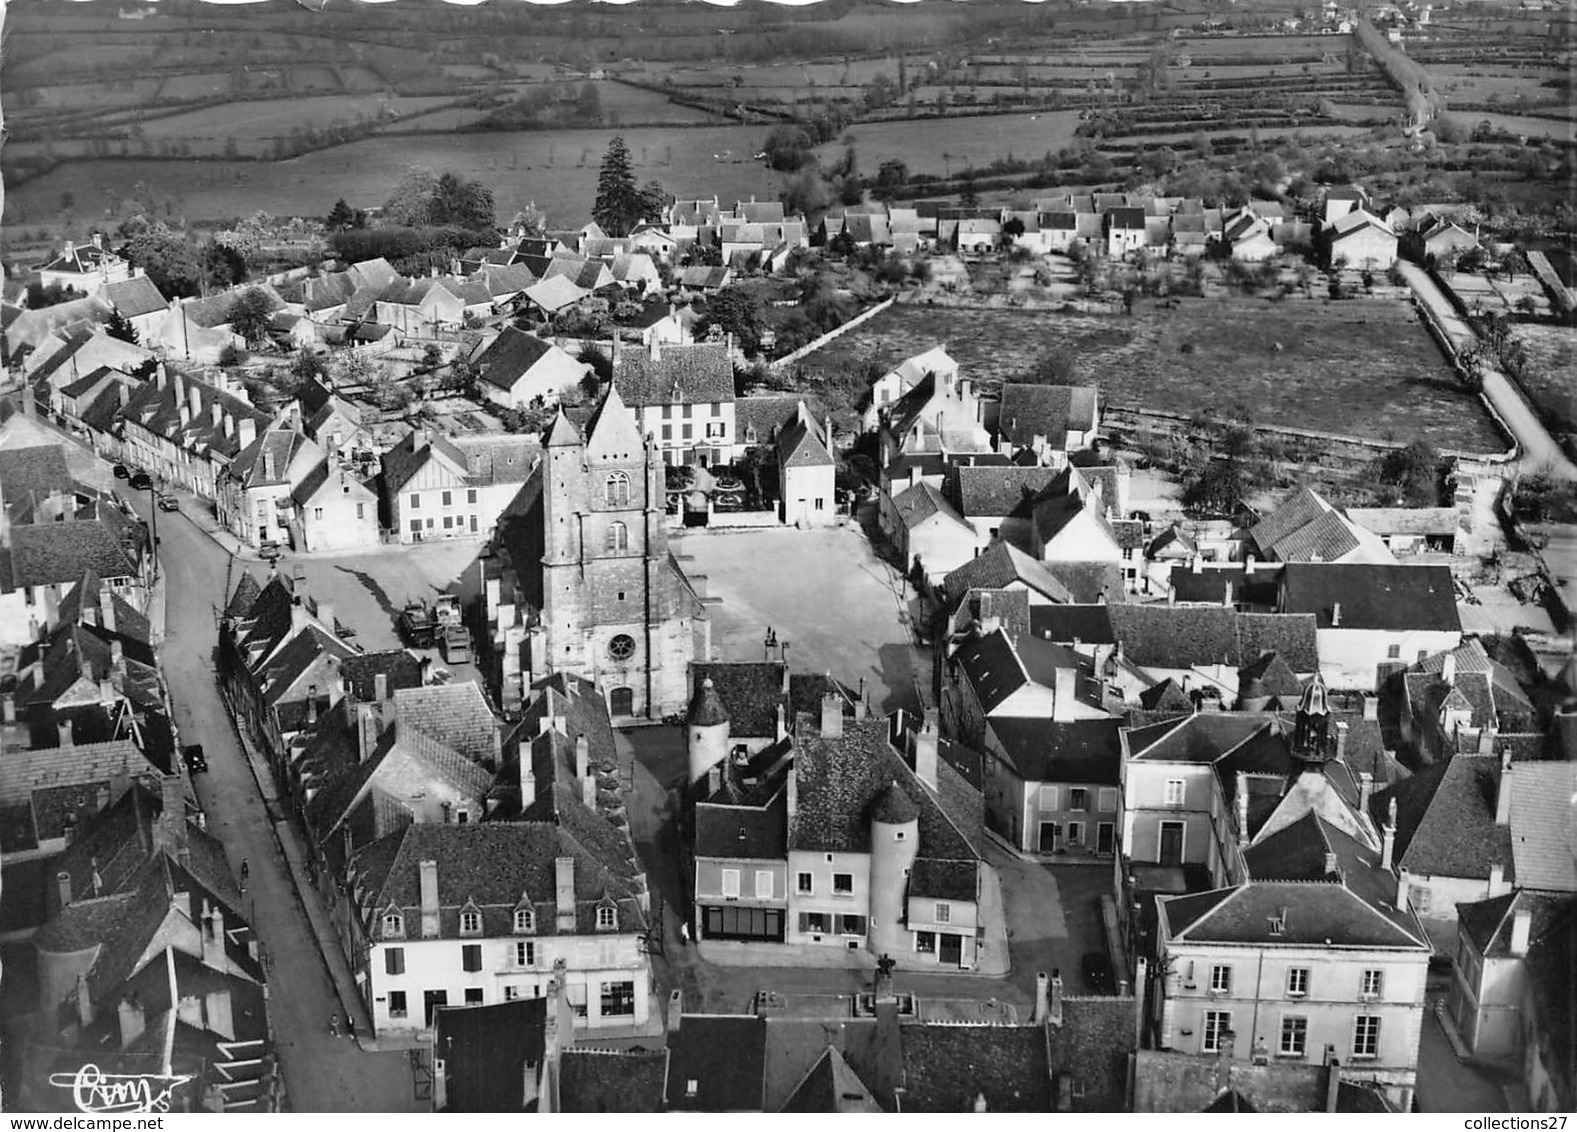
[
  {"x1": 135, "y1": 94, "x2": 461, "y2": 142},
  {"x1": 2, "y1": 123, "x2": 787, "y2": 227},
  {"x1": 1513, "y1": 324, "x2": 1577, "y2": 440},
  {"x1": 796, "y1": 296, "x2": 1505, "y2": 453},
  {"x1": 817, "y1": 110, "x2": 1085, "y2": 175}
]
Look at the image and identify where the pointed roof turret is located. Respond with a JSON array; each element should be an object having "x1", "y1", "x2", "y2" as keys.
[
  {"x1": 1293, "y1": 670, "x2": 1332, "y2": 761},
  {"x1": 686, "y1": 677, "x2": 729, "y2": 727},
  {"x1": 869, "y1": 780, "x2": 919, "y2": 825},
  {"x1": 584, "y1": 381, "x2": 645, "y2": 456},
  {"x1": 545, "y1": 410, "x2": 581, "y2": 448}
]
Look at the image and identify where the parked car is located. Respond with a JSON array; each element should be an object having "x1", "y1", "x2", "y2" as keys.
[
  {"x1": 183, "y1": 744, "x2": 208, "y2": 775},
  {"x1": 258, "y1": 539, "x2": 282, "y2": 558},
  {"x1": 128, "y1": 471, "x2": 153, "y2": 491},
  {"x1": 157, "y1": 494, "x2": 180, "y2": 512},
  {"x1": 112, "y1": 463, "x2": 130, "y2": 480}
]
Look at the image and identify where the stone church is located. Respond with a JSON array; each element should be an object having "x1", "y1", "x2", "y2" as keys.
[{"x1": 484, "y1": 385, "x2": 706, "y2": 719}]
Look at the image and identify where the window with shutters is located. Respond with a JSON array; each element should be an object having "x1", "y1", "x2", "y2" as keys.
[
  {"x1": 755, "y1": 871, "x2": 773, "y2": 898},
  {"x1": 515, "y1": 941, "x2": 535, "y2": 968},
  {"x1": 721, "y1": 869, "x2": 741, "y2": 898},
  {"x1": 462, "y1": 944, "x2": 482, "y2": 972},
  {"x1": 384, "y1": 948, "x2": 405, "y2": 976},
  {"x1": 1098, "y1": 787, "x2": 1119, "y2": 812}
]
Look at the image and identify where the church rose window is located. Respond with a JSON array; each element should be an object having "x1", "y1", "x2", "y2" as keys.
[{"x1": 608, "y1": 634, "x2": 636, "y2": 661}]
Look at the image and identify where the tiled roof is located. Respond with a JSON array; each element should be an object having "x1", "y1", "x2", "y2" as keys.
[
  {"x1": 666, "y1": 1015, "x2": 766, "y2": 1110},
  {"x1": 953, "y1": 587, "x2": 1032, "y2": 643},
  {"x1": 1107, "y1": 605, "x2": 1319, "y2": 674},
  {"x1": 789, "y1": 719, "x2": 976, "y2": 864},
  {"x1": 780, "y1": 1046, "x2": 881, "y2": 1113},
  {"x1": 997, "y1": 383, "x2": 1098, "y2": 449},
  {"x1": 691, "y1": 662, "x2": 785, "y2": 738},
  {"x1": 394, "y1": 682, "x2": 498, "y2": 768},
  {"x1": 736, "y1": 396, "x2": 814, "y2": 446},
  {"x1": 938, "y1": 542, "x2": 1072, "y2": 609},
  {"x1": 1162, "y1": 874, "x2": 1427, "y2": 949},
  {"x1": 947, "y1": 463, "x2": 1059, "y2": 520},
  {"x1": 1045, "y1": 561, "x2": 1125, "y2": 605},
  {"x1": 1045, "y1": 997, "x2": 1140, "y2": 1112},
  {"x1": 120, "y1": 370, "x2": 271, "y2": 465},
  {"x1": 1168, "y1": 563, "x2": 1284, "y2": 606},
  {"x1": 351, "y1": 820, "x2": 643, "y2": 939},
  {"x1": 523, "y1": 274, "x2": 588, "y2": 313},
  {"x1": 227, "y1": 426, "x2": 313, "y2": 489},
  {"x1": 776, "y1": 404, "x2": 833, "y2": 468},
  {"x1": 695, "y1": 789, "x2": 788, "y2": 860},
  {"x1": 560, "y1": 1048, "x2": 668, "y2": 1113},
  {"x1": 98, "y1": 275, "x2": 167, "y2": 318},
  {"x1": 381, "y1": 428, "x2": 539, "y2": 493},
  {"x1": 613, "y1": 342, "x2": 733, "y2": 407},
  {"x1": 0, "y1": 444, "x2": 74, "y2": 508},
  {"x1": 9, "y1": 514, "x2": 145, "y2": 587},
  {"x1": 1369, "y1": 755, "x2": 1512, "y2": 880},
  {"x1": 900, "y1": 1024, "x2": 1050, "y2": 1112},
  {"x1": 892, "y1": 481, "x2": 964, "y2": 530},
  {"x1": 1238, "y1": 650, "x2": 1304, "y2": 703},
  {"x1": 473, "y1": 327, "x2": 557, "y2": 392},
  {"x1": 988, "y1": 718, "x2": 1122, "y2": 784}
]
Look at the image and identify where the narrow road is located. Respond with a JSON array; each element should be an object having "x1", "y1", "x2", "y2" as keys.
[
  {"x1": 128, "y1": 490, "x2": 420, "y2": 1112},
  {"x1": 1398, "y1": 260, "x2": 1577, "y2": 480}
]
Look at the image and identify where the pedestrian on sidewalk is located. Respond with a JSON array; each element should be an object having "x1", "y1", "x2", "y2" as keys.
[
  {"x1": 240, "y1": 858, "x2": 249, "y2": 890},
  {"x1": 345, "y1": 1017, "x2": 356, "y2": 1042},
  {"x1": 329, "y1": 1013, "x2": 340, "y2": 1037}
]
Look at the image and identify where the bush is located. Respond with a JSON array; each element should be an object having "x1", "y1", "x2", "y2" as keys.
[{"x1": 218, "y1": 344, "x2": 246, "y2": 368}]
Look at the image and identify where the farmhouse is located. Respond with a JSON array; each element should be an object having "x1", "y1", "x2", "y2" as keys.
[
  {"x1": 1329, "y1": 209, "x2": 1398, "y2": 271},
  {"x1": 473, "y1": 328, "x2": 589, "y2": 412}
]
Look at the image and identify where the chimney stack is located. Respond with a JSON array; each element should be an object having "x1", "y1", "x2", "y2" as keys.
[
  {"x1": 99, "y1": 583, "x2": 117, "y2": 635},
  {"x1": 76, "y1": 972, "x2": 93, "y2": 1029},
  {"x1": 1382, "y1": 797, "x2": 1398, "y2": 870},
  {"x1": 1362, "y1": 694, "x2": 1378, "y2": 721},
  {"x1": 59, "y1": 719, "x2": 75, "y2": 749},
  {"x1": 118, "y1": 996, "x2": 146, "y2": 1049},
  {"x1": 1331, "y1": 602, "x2": 1342, "y2": 627},
  {"x1": 1509, "y1": 907, "x2": 1532, "y2": 957},
  {"x1": 913, "y1": 708, "x2": 939, "y2": 789},
  {"x1": 419, "y1": 859, "x2": 440, "y2": 938},
  {"x1": 1335, "y1": 720, "x2": 1349, "y2": 761},
  {"x1": 1495, "y1": 748, "x2": 1513, "y2": 825},
  {"x1": 200, "y1": 901, "x2": 225, "y2": 970},
  {"x1": 373, "y1": 672, "x2": 388, "y2": 702},
  {"x1": 1325, "y1": 1056, "x2": 1343, "y2": 1113},
  {"x1": 819, "y1": 691, "x2": 843, "y2": 739},
  {"x1": 57, "y1": 870, "x2": 72, "y2": 910},
  {"x1": 1358, "y1": 770, "x2": 1373, "y2": 817},
  {"x1": 555, "y1": 857, "x2": 577, "y2": 931},
  {"x1": 1048, "y1": 969, "x2": 1064, "y2": 1026},
  {"x1": 1052, "y1": 667, "x2": 1079, "y2": 722},
  {"x1": 1032, "y1": 971, "x2": 1050, "y2": 1025},
  {"x1": 1441, "y1": 651, "x2": 1457, "y2": 686},
  {"x1": 575, "y1": 734, "x2": 590, "y2": 781},
  {"x1": 667, "y1": 989, "x2": 684, "y2": 1034},
  {"x1": 237, "y1": 417, "x2": 257, "y2": 449}
]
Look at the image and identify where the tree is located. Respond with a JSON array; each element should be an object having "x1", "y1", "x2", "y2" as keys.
[
  {"x1": 781, "y1": 167, "x2": 833, "y2": 218},
  {"x1": 24, "y1": 281, "x2": 82, "y2": 310},
  {"x1": 511, "y1": 202, "x2": 549, "y2": 237},
  {"x1": 384, "y1": 167, "x2": 440, "y2": 227},
  {"x1": 325, "y1": 198, "x2": 363, "y2": 231},
  {"x1": 702, "y1": 287, "x2": 767, "y2": 354},
  {"x1": 124, "y1": 224, "x2": 201, "y2": 298},
  {"x1": 592, "y1": 137, "x2": 647, "y2": 237},
  {"x1": 104, "y1": 309, "x2": 139, "y2": 345},
  {"x1": 761, "y1": 124, "x2": 815, "y2": 173},
  {"x1": 959, "y1": 172, "x2": 979, "y2": 208},
  {"x1": 639, "y1": 180, "x2": 671, "y2": 224},
  {"x1": 432, "y1": 172, "x2": 496, "y2": 232},
  {"x1": 1375, "y1": 439, "x2": 1442, "y2": 506},
  {"x1": 227, "y1": 288, "x2": 276, "y2": 346},
  {"x1": 202, "y1": 240, "x2": 248, "y2": 290}
]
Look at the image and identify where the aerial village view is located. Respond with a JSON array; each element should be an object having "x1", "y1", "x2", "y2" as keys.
[{"x1": 0, "y1": 0, "x2": 1573, "y2": 1115}]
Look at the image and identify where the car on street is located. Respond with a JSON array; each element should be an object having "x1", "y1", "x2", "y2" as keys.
[
  {"x1": 128, "y1": 471, "x2": 154, "y2": 491},
  {"x1": 157, "y1": 494, "x2": 180, "y2": 512},
  {"x1": 183, "y1": 744, "x2": 208, "y2": 774},
  {"x1": 112, "y1": 463, "x2": 130, "y2": 480},
  {"x1": 258, "y1": 539, "x2": 282, "y2": 558}
]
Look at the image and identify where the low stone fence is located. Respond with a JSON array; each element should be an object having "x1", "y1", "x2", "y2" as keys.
[{"x1": 770, "y1": 296, "x2": 896, "y2": 371}]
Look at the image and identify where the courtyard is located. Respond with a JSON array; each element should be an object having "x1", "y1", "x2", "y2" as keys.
[{"x1": 673, "y1": 522, "x2": 925, "y2": 716}]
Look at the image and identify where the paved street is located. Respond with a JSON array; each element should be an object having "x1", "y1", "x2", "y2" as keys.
[
  {"x1": 1416, "y1": 978, "x2": 1513, "y2": 1114},
  {"x1": 124, "y1": 487, "x2": 422, "y2": 1112},
  {"x1": 1399, "y1": 261, "x2": 1576, "y2": 479}
]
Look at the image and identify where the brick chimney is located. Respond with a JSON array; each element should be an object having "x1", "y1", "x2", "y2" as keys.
[
  {"x1": 1382, "y1": 797, "x2": 1398, "y2": 870},
  {"x1": 1509, "y1": 906, "x2": 1532, "y2": 957},
  {"x1": 1052, "y1": 667, "x2": 1079, "y2": 722},
  {"x1": 1032, "y1": 971, "x2": 1050, "y2": 1025},
  {"x1": 554, "y1": 857, "x2": 576, "y2": 931},
  {"x1": 419, "y1": 859, "x2": 440, "y2": 938},
  {"x1": 57, "y1": 870, "x2": 72, "y2": 910},
  {"x1": 99, "y1": 583, "x2": 116, "y2": 635},
  {"x1": 200, "y1": 901, "x2": 225, "y2": 970},
  {"x1": 236, "y1": 417, "x2": 257, "y2": 449}
]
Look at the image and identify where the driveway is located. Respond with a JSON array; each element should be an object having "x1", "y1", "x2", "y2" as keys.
[
  {"x1": 672, "y1": 524, "x2": 924, "y2": 715},
  {"x1": 125, "y1": 487, "x2": 422, "y2": 1112}
]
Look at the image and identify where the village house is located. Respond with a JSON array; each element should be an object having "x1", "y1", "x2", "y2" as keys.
[
  {"x1": 943, "y1": 624, "x2": 1110, "y2": 752},
  {"x1": 93, "y1": 274, "x2": 169, "y2": 343},
  {"x1": 380, "y1": 428, "x2": 539, "y2": 544},
  {"x1": 982, "y1": 715, "x2": 1125, "y2": 857},
  {"x1": 1328, "y1": 209, "x2": 1399, "y2": 271},
  {"x1": 995, "y1": 383, "x2": 1101, "y2": 463},
  {"x1": 38, "y1": 234, "x2": 134, "y2": 293},
  {"x1": 1396, "y1": 638, "x2": 1539, "y2": 763},
  {"x1": 290, "y1": 460, "x2": 380, "y2": 553},
  {"x1": 1447, "y1": 891, "x2": 1575, "y2": 1114},
  {"x1": 473, "y1": 327, "x2": 590, "y2": 412},
  {"x1": 774, "y1": 403, "x2": 837, "y2": 528},
  {"x1": 216, "y1": 425, "x2": 324, "y2": 549},
  {"x1": 610, "y1": 339, "x2": 735, "y2": 468},
  {"x1": 887, "y1": 480, "x2": 977, "y2": 582},
  {"x1": 1277, "y1": 563, "x2": 1462, "y2": 690},
  {"x1": 117, "y1": 367, "x2": 272, "y2": 504},
  {"x1": 861, "y1": 345, "x2": 959, "y2": 433},
  {"x1": 1248, "y1": 487, "x2": 1397, "y2": 565}
]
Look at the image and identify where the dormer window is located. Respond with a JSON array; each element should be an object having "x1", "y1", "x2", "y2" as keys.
[
  {"x1": 459, "y1": 908, "x2": 483, "y2": 936},
  {"x1": 382, "y1": 912, "x2": 404, "y2": 938},
  {"x1": 513, "y1": 908, "x2": 534, "y2": 934},
  {"x1": 596, "y1": 903, "x2": 617, "y2": 931}
]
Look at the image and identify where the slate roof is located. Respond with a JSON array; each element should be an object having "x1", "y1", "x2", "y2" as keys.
[
  {"x1": 666, "y1": 1015, "x2": 767, "y2": 1110},
  {"x1": 1507, "y1": 762, "x2": 1577, "y2": 892},
  {"x1": 120, "y1": 371, "x2": 271, "y2": 465},
  {"x1": 988, "y1": 718, "x2": 1122, "y2": 785},
  {"x1": 1045, "y1": 996, "x2": 1140, "y2": 1112},
  {"x1": 0, "y1": 444, "x2": 74, "y2": 508},
  {"x1": 1046, "y1": 562, "x2": 1125, "y2": 605},
  {"x1": 997, "y1": 383, "x2": 1099, "y2": 449},
  {"x1": 952, "y1": 587, "x2": 1032, "y2": 644},
  {"x1": 776, "y1": 403, "x2": 833, "y2": 469},
  {"x1": 780, "y1": 1046, "x2": 882, "y2": 1113},
  {"x1": 381, "y1": 428, "x2": 539, "y2": 493},
  {"x1": 1238, "y1": 650, "x2": 1305, "y2": 703},
  {"x1": 1280, "y1": 563, "x2": 1460, "y2": 632},
  {"x1": 433, "y1": 998, "x2": 545, "y2": 1113},
  {"x1": 227, "y1": 426, "x2": 313, "y2": 490},
  {"x1": 1168, "y1": 563, "x2": 1285, "y2": 607},
  {"x1": 613, "y1": 342, "x2": 733, "y2": 407},
  {"x1": 893, "y1": 481, "x2": 966, "y2": 530},
  {"x1": 695, "y1": 786, "x2": 788, "y2": 860},
  {"x1": 1369, "y1": 755, "x2": 1512, "y2": 880},
  {"x1": 1161, "y1": 872, "x2": 1428, "y2": 949},
  {"x1": 473, "y1": 327, "x2": 557, "y2": 392},
  {"x1": 560, "y1": 1048, "x2": 668, "y2": 1113},
  {"x1": 900, "y1": 1023, "x2": 1050, "y2": 1112}
]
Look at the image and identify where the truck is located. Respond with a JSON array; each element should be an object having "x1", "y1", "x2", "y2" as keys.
[
  {"x1": 399, "y1": 600, "x2": 437, "y2": 649},
  {"x1": 433, "y1": 594, "x2": 471, "y2": 664}
]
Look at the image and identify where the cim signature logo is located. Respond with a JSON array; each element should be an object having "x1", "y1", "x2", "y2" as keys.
[{"x1": 48, "y1": 1064, "x2": 194, "y2": 1114}]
